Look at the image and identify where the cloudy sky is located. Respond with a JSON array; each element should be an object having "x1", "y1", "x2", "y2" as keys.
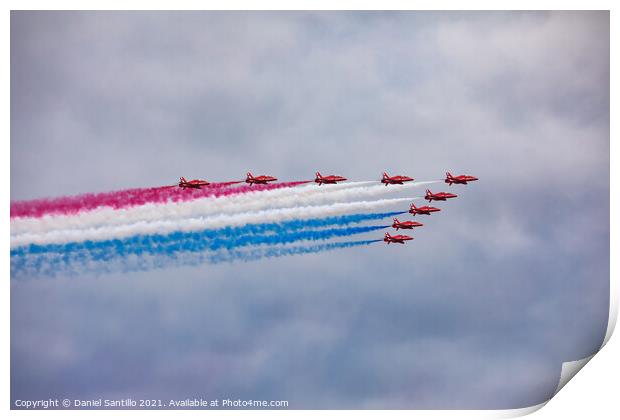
[{"x1": 10, "y1": 11, "x2": 609, "y2": 409}]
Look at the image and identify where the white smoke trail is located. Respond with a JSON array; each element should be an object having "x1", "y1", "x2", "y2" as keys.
[
  {"x1": 11, "y1": 181, "x2": 378, "y2": 236},
  {"x1": 10, "y1": 197, "x2": 423, "y2": 248},
  {"x1": 11, "y1": 180, "x2": 440, "y2": 237}
]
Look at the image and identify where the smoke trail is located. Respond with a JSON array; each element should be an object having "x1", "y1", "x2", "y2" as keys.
[
  {"x1": 207, "y1": 239, "x2": 382, "y2": 264},
  {"x1": 11, "y1": 197, "x2": 420, "y2": 247},
  {"x1": 11, "y1": 239, "x2": 382, "y2": 279},
  {"x1": 11, "y1": 180, "x2": 439, "y2": 236},
  {"x1": 10, "y1": 181, "x2": 310, "y2": 219},
  {"x1": 11, "y1": 211, "x2": 403, "y2": 257},
  {"x1": 11, "y1": 225, "x2": 387, "y2": 276}
]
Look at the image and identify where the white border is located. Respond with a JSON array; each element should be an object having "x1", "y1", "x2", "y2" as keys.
[{"x1": 3, "y1": 1, "x2": 616, "y2": 419}]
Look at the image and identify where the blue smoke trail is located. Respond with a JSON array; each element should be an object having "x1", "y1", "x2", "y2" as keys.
[
  {"x1": 207, "y1": 240, "x2": 382, "y2": 264},
  {"x1": 11, "y1": 212, "x2": 402, "y2": 278},
  {"x1": 11, "y1": 211, "x2": 403, "y2": 257},
  {"x1": 12, "y1": 224, "x2": 387, "y2": 264},
  {"x1": 11, "y1": 221, "x2": 391, "y2": 278},
  {"x1": 12, "y1": 240, "x2": 383, "y2": 278}
]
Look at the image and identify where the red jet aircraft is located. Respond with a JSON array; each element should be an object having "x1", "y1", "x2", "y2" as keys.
[
  {"x1": 314, "y1": 172, "x2": 347, "y2": 185},
  {"x1": 392, "y1": 218, "x2": 423, "y2": 230},
  {"x1": 384, "y1": 232, "x2": 413, "y2": 244},
  {"x1": 179, "y1": 177, "x2": 210, "y2": 189},
  {"x1": 444, "y1": 172, "x2": 479, "y2": 185},
  {"x1": 381, "y1": 172, "x2": 414, "y2": 186},
  {"x1": 409, "y1": 203, "x2": 441, "y2": 216},
  {"x1": 245, "y1": 172, "x2": 278, "y2": 185},
  {"x1": 425, "y1": 189, "x2": 458, "y2": 202}
]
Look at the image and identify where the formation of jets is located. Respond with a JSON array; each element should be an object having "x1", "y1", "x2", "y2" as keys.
[
  {"x1": 177, "y1": 171, "x2": 477, "y2": 245},
  {"x1": 178, "y1": 171, "x2": 477, "y2": 189},
  {"x1": 384, "y1": 171, "x2": 478, "y2": 245}
]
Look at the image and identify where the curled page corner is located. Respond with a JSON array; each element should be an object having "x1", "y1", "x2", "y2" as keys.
[
  {"x1": 545, "y1": 300, "x2": 615, "y2": 403},
  {"x1": 490, "y1": 355, "x2": 597, "y2": 419},
  {"x1": 544, "y1": 281, "x2": 618, "y2": 403},
  {"x1": 602, "y1": 291, "x2": 618, "y2": 348},
  {"x1": 492, "y1": 401, "x2": 548, "y2": 419},
  {"x1": 499, "y1": 300, "x2": 616, "y2": 418},
  {"x1": 554, "y1": 355, "x2": 596, "y2": 396}
]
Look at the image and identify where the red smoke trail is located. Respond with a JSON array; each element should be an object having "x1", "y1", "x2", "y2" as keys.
[{"x1": 10, "y1": 181, "x2": 311, "y2": 219}]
